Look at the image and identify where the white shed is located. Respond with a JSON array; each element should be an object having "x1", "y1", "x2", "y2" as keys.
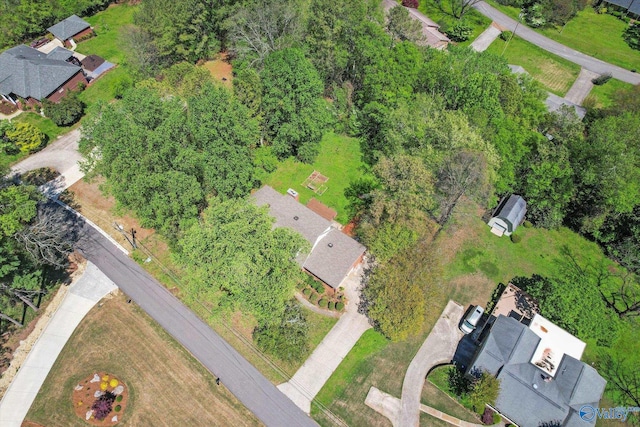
[{"x1": 488, "y1": 195, "x2": 526, "y2": 237}]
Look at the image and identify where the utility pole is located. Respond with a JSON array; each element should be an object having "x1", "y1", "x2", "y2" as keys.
[
  {"x1": 113, "y1": 222, "x2": 136, "y2": 249},
  {"x1": 503, "y1": 12, "x2": 524, "y2": 56}
]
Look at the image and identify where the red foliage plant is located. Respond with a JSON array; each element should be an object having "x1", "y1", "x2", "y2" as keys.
[{"x1": 402, "y1": 0, "x2": 419, "y2": 8}]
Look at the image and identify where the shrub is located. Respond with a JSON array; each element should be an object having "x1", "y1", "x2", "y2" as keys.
[
  {"x1": 447, "y1": 22, "x2": 473, "y2": 42},
  {"x1": 318, "y1": 299, "x2": 329, "y2": 308},
  {"x1": 42, "y1": 92, "x2": 85, "y2": 126},
  {"x1": 336, "y1": 302, "x2": 344, "y2": 311},
  {"x1": 312, "y1": 281, "x2": 324, "y2": 293},
  {"x1": 511, "y1": 233, "x2": 522, "y2": 243},
  {"x1": 499, "y1": 31, "x2": 512, "y2": 41},
  {"x1": 329, "y1": 301, "x2": 336, "y2": 310},
  {"x1": 402, "y1": 0, "x2": 419, "y2": 8},
  {"x1": 592, "y1": 73, "x2": 612, "y2": 85},
  {"x1": 115, "y1": 405, "x2": 122, "y2": 412},
  {"x1": 302, "y1": 288, "x2": 311, "y2": 297},
  {"x1": 624, "y1": 23, "x2": 640, "y2": 51},
  {"x1": 91, "y1": 391, "x2": 116, "y2": 421},
  {"x1": 5, "y1": 122, "x2": 45, "y2": 153},
  {"x1": 309, "y1": 293, "x2": 319, "y2": 304},
  {"x1": 112, "y1": 75, "x2": 133, "y2": 99},
  {"x1": 116, "y1": 395, "x2": 123, "y2": 402},
  {"x1": 523, "y1": 220, "x2": 533, "y2": 228}
]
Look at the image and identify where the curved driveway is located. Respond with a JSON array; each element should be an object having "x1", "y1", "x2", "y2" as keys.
[
  {"x1": 10, "y1": 129, "x2": 82, "y2": 176},
  {"x1": 473, "y1": 1, "x2": 640, "y2": 85},
  {"x1": 75, "y1": 220, "x2": 317, "y2": 427}
]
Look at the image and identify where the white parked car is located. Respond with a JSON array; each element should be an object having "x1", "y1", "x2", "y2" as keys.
[{"x1": 460, "y1": 305, "x2": 484, "y2": 334}]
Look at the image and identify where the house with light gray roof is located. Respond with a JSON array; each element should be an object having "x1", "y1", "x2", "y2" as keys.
[
  {"x1": 252, "y1": 185, "x2": 366, "y2": 289},
  {"x1": 0, "y1": 45, "x2": 87, "y2": 106},
  {"x1": 468, "y1": 315, "x2": 606, "y2": 427},
  {"x1": 47, "y1": 15, "x2": 93, "y2": 48}
]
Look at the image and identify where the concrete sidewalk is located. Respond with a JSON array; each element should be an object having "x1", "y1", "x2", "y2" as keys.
[
  {"x1": 0, "y1": 262, "x2": 117, "y2": 427},
  {"x1": 278, "y1": 267, "x2": 371, "y2": 414},
  {"x1": 471, "y1": 23, "x2": 502, "y2": 52}
]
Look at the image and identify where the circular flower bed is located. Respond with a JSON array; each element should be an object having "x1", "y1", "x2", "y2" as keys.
[{"x1": 72, "y1": 372, "x2": 129, "y2": 425}]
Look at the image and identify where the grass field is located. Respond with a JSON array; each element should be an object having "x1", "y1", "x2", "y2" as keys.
[
  {"x1": 265, "y1": 132, "x2": 368, "y2": 224},
  {"x1": 585, "y1": 78, "x2": 633, "y2": 109},
  {"x1": 486, "y1": 2, "x2": 640, "y2": 71},
  {"x1": 76, "y1": 4, "x2": 138, "y2": 107},
  {"x1": 418, "y1": 2, "x2": 492, "y2": 47},
  {"x1": 486, "y1": 35, "x2": 580, "y2": 95},
  {"x1": 26, "y1": 293, "x2": 260, "y2": 426}
]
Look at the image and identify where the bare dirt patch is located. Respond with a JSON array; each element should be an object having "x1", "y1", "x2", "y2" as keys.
[
  {"x1": 25, "y1": 294, "x2": 261, "y2": 426},
  {"x1": 62, "y1": 179, "x2": 156, "y2": 250},
  {"x1": 201, "y1": 52, "x2": 233, "y2": 87}
]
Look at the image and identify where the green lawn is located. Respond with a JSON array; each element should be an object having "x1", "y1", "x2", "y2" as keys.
[
  {"x1": 76, "y1": 4, "x2": 137, "y2": 107},
  {"x1": 486, "y1": 2, "x2": 640, "y2": 71},
  {"x1": 418, "y1": 1, "x2": 492, "y2": 47},
  {"x1": 486, "y1": 35, "x2": 580, "y2": 95},
  {"x1": 446, "y1": 215, "x2": 617, "y2": 285},
  {"x1": 585, "y1": 78, "x2": 633, "y2": 109},
  {"x1": 13, "y1": 112, "x2": 72, "y2": 141},
  {"x1": 264, "y1": 132, "x2": 368, "y2": 224}
]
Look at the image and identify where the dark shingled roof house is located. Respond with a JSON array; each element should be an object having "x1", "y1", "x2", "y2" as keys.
[
  {"x1": 47, "y1": 15, "x2": 92, "y2": 48},
  {"x1": 252, "y1": 186, "x2": 366, "y2": 289},
  {"x1": 0, "y1": 45, "x2": 87, "y2": 105},
  {"x1": 468, "y1": 315, "x2": 606, "y2": 427},
  {"x1": 487, "y1": 194, "x2": 526, "y2": 237}
]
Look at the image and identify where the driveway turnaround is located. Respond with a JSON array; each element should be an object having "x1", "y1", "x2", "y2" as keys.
[
  {"x1": 11, "y1": 128, "x2": 84, "y2": 195},
  {"x1": 365, "y1": 300, "x2": 464, "y2": 427},
  {"x1": 75, "y1": 220, "x2": 318, "y2": 427},
  {"x1": 278, "y1": 268, "x2": 371, "y2": 414},
  {"x1": 473, "y1": 1, "x2": 640, "y2": 85},
  {"x1": 0, "y1": 262, "x2": 117, "y2": 427},
  {"x1": 399, "y1": 300, "x2": 464, "y2": 426}
]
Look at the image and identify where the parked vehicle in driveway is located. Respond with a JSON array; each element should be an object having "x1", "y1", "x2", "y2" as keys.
[{"x1": 460, "y1": 305, "x2": 484, "y2": 334}]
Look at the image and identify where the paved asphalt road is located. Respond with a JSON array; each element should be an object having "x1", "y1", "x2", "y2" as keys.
[
  {"x1": 473, "y1": 1, "x2": 640, "y2": 85},
  {"x1": 75, "y1": 218, "x2": 318, "y2": 427}
]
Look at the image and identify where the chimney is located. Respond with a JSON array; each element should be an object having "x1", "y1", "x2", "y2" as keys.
[{"x1": 287, "y1": 188, "x2": 299, "y2": 201}]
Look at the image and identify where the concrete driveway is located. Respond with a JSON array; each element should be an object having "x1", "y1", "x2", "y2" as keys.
[
  {"x1": 365, "y1": 300, "x2": 465, "y2": 427},
  {"x1": 278, "y1": 266, "x2": 371, "y2": 414},
  {"x1": 10, "y1": 128, "x2": 84, "y2": 195},
  {"x1": 0, "y1": 262, "x2": 117, "y2": 427}
]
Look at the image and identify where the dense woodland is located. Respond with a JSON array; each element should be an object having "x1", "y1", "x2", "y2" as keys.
[{"x1": 2, "y1": 0, "x2": 638, "y2": 414}]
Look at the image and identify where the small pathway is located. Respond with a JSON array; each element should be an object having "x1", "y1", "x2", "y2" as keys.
[
  {"x1": 0, "y1": 262, "x2": 118, "y2": 427},
  {"x1": 278, "y1": 267, "x2": 371, "y2": 414},
  {"x1": 366, "y1": 386, "x2": 486, "y2": 427},
  {"x1": 470, "y1": 23, "x2": 502, "y2": 52},
  {"x1": 564, "y1": 68, "x2": 600, "y2": 105},
  {"x1": 473, "y1": 1, "x2": 640, "y2": 85}
]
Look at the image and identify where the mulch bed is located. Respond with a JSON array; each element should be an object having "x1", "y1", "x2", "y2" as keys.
[
  {"x1": 72, "y1": 372, "x2": 129, "y2": 426},
  {"x1": 0, "y1": 101, "x2": 18, "y2": 115}
]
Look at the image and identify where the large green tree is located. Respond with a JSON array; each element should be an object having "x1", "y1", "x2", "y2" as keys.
[
  {"x1": 260, "y1": 48, "x2": 328, "y2": 162},
  {"x1": 176, "y1": 198, "x2": 308, "y2": 322}
]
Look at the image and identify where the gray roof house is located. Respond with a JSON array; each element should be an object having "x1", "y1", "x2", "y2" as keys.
[
  {"x1": 47, "y1": 15, "x2": 91, "y2": 43},
  {"x1": 0, "y1": 45, "x2": 82, "y2": 102},
  {"x1": 602, "y1": 0, "x2": 640, "y2": 16},
  {"x1": 487, "y1": 194, "x2": 526, "y2": 237},
  {"x1": 252, "y1": 186, "x2": 366, "y2": 288},
  {"x1": 468, "y1": 315, "x2": 606, "y2": 427}
]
